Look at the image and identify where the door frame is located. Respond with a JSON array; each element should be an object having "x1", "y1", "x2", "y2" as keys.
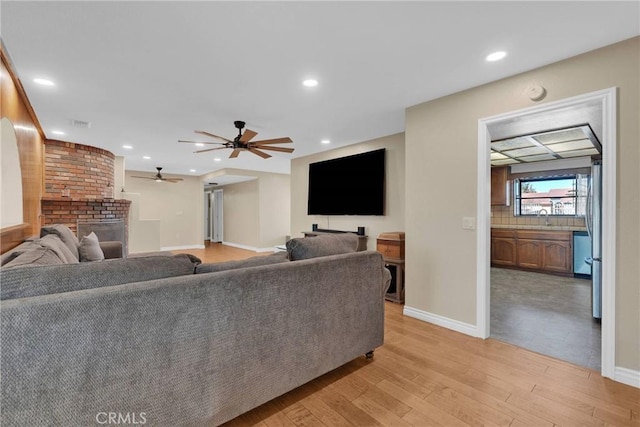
[
  {"x1": 476, "y1": 87, "x2": 617, "y2": 379},
  {"x1": 210, "y1": 189, "x2": 224, "y2": 243}
]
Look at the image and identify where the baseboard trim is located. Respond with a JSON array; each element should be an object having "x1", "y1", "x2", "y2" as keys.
[
  {"x1": 160, "y1": 244, "x2": 205, "y2": 251},
  {"x1": 614, "y1": 366, "x2": 640, "y2": 388},
  {"x1": 222, "y1": 241, "x2": 274, "y2": 253},
  {"x1": 403, "y1": 306, "x2": 479, "y2": 338}
]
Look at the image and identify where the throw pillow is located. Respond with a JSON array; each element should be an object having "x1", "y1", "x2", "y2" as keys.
[
  {"x1": 36, "y1": 234, "x2": 80, "y2": 264},
  {"x1": 1, "y1": 247, "x2": 66, "y2": 269},
  {"x1": 78, "y1": 232, "x2": 105, "y2": 262},
  {"x1": 286, "y1": 233, "x2": 359, "y2": 261},
  {"x1": 41, "y1": 224, "x2": 80, "y2": 261}
]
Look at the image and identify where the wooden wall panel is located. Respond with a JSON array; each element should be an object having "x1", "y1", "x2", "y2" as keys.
[{"x1": 1, "y1": 46, "x2": 45, "y2": 253}]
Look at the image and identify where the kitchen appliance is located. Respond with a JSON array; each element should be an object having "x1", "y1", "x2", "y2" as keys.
[
  {"x1": 573, "y1": 231, "x2": 591, "y2": 277},
  {"x1": 586, "y1": 161, "x2": 602, "y2": 319}
]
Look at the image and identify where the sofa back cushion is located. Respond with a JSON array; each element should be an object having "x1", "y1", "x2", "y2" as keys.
[
  {"x1": 196, "y1": 251, "x2": 289, "y2": 274},
  {"x1": 37, "y1": 234, "x2": 80, "y2": 264},
  {"x1": 41, "y1": 224, "x2": 80, "y2": 261},
  {"x1": 0, "y1": 254, "x2": 201, "y2": 300},
  {"x1": 286, "y1": 233, "x2": 359, "y2": 261},
  {"x1": 1, "y1": 247, "x2": 66, "y2": 270}
]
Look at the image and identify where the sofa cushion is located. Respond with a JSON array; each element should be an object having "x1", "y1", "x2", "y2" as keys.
[
  {"x1": 37, "y1": 234, "x2": 80, "y2": 264},
  {"x1": 0, "y1": 254, "x2": 201, "y2": 300},
  {"x1": 41, "y1": 224, "x2": 80, "y2": 260},
  {"x1": 1, "y1": 247, "x2": 66, "y2": 270},
  {"x1": 286, "y1": 233, "x2": 359, "y2": 261},
  {"x1": 0, "y1": 241, "x2": 40, "y2": 266},
  {"x1": 196, "y1": 251, "x2": 289, "y2": 274},
  {"x1": 78, "y1": 232, "x2": 105, "y2": 262}
]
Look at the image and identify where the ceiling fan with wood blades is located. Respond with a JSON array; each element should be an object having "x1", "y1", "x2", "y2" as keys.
[
  {"x1": 179, "y1": 120, "x2": 294, "y2": 159},
  {"x1": 131, "y1": 167, "x2": 184, "y2": 183}
]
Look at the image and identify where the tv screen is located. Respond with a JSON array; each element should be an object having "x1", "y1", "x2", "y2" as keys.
[{"x1": 307, "y1": 148, "x2": 385, "y2": 215}]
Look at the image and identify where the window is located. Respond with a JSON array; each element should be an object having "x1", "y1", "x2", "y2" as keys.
[{"x1": 514, "y1": 175, "x2": 588, "y2": 216}]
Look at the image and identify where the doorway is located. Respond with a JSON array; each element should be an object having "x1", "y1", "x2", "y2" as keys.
[
  {"x1": 476, "y1": 88, "x2": 617, "y2": 378},
  {"x1": 204, "y1": 188, "x2": 224, "y2": 243}
]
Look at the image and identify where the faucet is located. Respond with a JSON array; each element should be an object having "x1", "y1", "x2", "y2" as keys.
[{"x1": 537, "y1": 208, "x2": 550, "y2": 226}]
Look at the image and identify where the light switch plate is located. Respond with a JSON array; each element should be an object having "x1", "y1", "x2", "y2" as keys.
[{"x1": 462, "y1": 217, "x2": 476, "y2": 230}]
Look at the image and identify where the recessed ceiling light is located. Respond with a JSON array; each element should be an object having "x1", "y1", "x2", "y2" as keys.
[
  {"x1": 486, "y1": 51, "x2": 507, "y2": 62},
  {"x1": 51, "y1": 130, "x2": 65, "y2": 135},
  {"x1": 190, "y1": 169, "x2": 196, "y2": 173},
  {"x1": 303, "y1": 79, "x2": 318, "y2": 87},
  {"x1": 143, "y1": 156, "x2": 151, "y2": 160},
  {"x1": 33, "y1": 78, "x2": 55, "y2": 86},
  {"x1": 195, "y1": 143, "x2": 205, "y2": 147},
  {"x1": 214, "y1": 158, "x2": 222, "y2": 162},
  {"x1": 122, "y1": 145, "x2": 133, "y2": 150},
  {"x1": 321, "y1": 139, "x2": 331, "y2": 144}
]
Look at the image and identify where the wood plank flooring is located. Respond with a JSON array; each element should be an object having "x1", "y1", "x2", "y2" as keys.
[{"x1": 176, "y1": 244, "x2": 639, "y2": 426}]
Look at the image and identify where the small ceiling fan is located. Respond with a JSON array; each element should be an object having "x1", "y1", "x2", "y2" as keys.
[
  {"x1": 131, "y1": 167, "x2": 183, "y2": 183},
  {"x1": 179, "y1": 120, "x2": 294, "y2": 159}
]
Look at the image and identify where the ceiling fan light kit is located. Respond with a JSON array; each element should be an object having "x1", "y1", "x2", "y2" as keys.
[{"x1": 180, "y1": 120, "x2": 294, "y2": 159}]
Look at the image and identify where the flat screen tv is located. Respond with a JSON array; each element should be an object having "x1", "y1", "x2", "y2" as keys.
[{"x1": 307, "y1": 148, "x2": 385, "y2": 215}]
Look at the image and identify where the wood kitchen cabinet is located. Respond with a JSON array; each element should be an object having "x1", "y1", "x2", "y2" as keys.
[
  {"x1": 491, "y1": 166, "x2": 509, "y2": 206},
  {"x1": 491, "y1": 229, "x2": 573, "y2": 276},
  {"x1": 490, "y1": 229, "x2": 517, "y2": 267}
]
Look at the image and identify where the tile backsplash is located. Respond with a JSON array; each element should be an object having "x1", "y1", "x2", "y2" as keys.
[{"x1": 491, "y1": 204, "x2": 586, "y2": 228}]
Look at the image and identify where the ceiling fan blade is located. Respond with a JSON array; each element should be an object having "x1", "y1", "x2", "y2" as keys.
[
  {"x1": 249, "y1": 148, "x2": 272, "y2": 159},
  {"x1": 252, "y1": 145, "x2": 294, "y2": 153},
  {"x1": 131, "y1": 176, "x2": 156, "y2": 180},
  {"x1": 239, "y1": 129, "x2": 258, "y2": 143},
  {"x1": 179, "y1": 140, "x2": 225, "y2": 145},
  {"x1": 194, "y1": 146, "x2": 230, "y2": 154},
  {"x1": 195, "y1": 130, "x2": 232, "y2": 142},
  {"x1": 164, "y1": 178, "x2": 184, "y2": 183},
  {"x1": 229, "y1": 149, "x2": 242, "y2": 158},
  {"x1": 249, "y1": 137, "x2": 292, "y2": 145}
]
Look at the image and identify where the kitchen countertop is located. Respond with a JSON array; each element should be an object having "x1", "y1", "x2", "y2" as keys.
[{"x1": 491, "y1": 224, "x2": 588, "y2": 232}]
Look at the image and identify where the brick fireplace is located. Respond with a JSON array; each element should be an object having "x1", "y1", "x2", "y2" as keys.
[{"x1": 41, "y1": 140, "x2": 130, "y2": 249}]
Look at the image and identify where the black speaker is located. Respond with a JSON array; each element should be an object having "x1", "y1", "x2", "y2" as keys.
[
  {"x1": 357, "y1": 226, "x2": 365, "y2": 236},
  {"x1": 312, "y1": 223, "x2": 318, "y2": 231}
]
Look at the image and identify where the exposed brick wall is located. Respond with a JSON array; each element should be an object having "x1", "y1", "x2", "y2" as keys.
[
  {"x1": 41, "y1": 198, "x2": 131, "y2": 253},
  {"x1": 44, "y1": 140, "x2": 115, "y2": 199}
]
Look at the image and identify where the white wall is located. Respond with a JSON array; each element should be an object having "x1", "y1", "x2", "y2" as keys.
[
  {"x1": 291, "y1": 133, "x2": 405, "y2": 250},
  {"x1": 124, "y1": 170, "x2": 203, "y2": 250}
]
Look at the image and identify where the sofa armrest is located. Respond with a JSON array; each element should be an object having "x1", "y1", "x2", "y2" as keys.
[{"x1": 99, "y1": 241, "x2": 122, "y2": 259}]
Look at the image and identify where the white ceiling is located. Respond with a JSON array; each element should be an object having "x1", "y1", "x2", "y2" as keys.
[{"x1": 2, "y1": 1, "x2": 638, "y2": 177}]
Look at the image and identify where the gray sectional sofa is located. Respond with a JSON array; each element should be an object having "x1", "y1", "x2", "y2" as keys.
[{"x1": 1, "y1": 232, "x2": 389, "y2": 426}]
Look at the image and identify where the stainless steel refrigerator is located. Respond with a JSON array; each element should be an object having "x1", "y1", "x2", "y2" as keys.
[{"x1": 586, "y1": 161, "x2": 602, "y2": 319}]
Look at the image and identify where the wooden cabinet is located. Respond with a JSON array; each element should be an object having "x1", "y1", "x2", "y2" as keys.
[
  {"x1": 491, "y1": 166, "x2": 509, "y2": 206},
  {"x1": 491, "y1": 229, "x2": 573, "y2": 276},
  {"x1": 490, "y1": 229, "x2": 517, "y2": 267}
]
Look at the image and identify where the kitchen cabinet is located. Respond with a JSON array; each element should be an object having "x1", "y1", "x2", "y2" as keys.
[
  {"x1": 490, "y1": 229, "x2": 517, "y2": 267},
  {"x1": 491, "y1": 166, "x2": 509, "y2": 206},
  {"x1": 491, "y1": 229, "x2": 573, "y2": 276}
]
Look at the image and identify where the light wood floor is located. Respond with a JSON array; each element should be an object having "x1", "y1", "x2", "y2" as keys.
[{"x1": 178, "y1": 244, "x2": 640, "y2": 426}]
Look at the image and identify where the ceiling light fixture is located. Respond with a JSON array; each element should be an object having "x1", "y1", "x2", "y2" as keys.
[
  {"x1": 321, "y1": 139, "x2": 331, "y2": 144},
  {"x1": 122, "y1": 145, "x2": 133, "y2": 150},
  {"x1": 214, "y1": 158, "x2": 222, "y2": 162},
  {"x1": 195, "y1": 143, "x2": 205, "y2": 147},
  {"x1": 33, "y1": 78, "x2": 55, "y2": 86},
  {"x1": 303, "y1": 79, "x2": 318, "y2": 87},
  {"x1": 486, "y1": 51, "x2": 507, "y2": 62},
  {"x1": 190, "y1": 169, "x2": 196, "y2": 173},
  {"x1": 143, "y1": 156, "x2": 151, "y2": 160},
  {"x1": 51, "y1": 130, "x2": 65, "y2": 135}
]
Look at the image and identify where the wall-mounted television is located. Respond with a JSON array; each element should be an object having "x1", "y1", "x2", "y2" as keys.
[{"x1": 307, "y1": 148, "x2": 385, "y2": 216}]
